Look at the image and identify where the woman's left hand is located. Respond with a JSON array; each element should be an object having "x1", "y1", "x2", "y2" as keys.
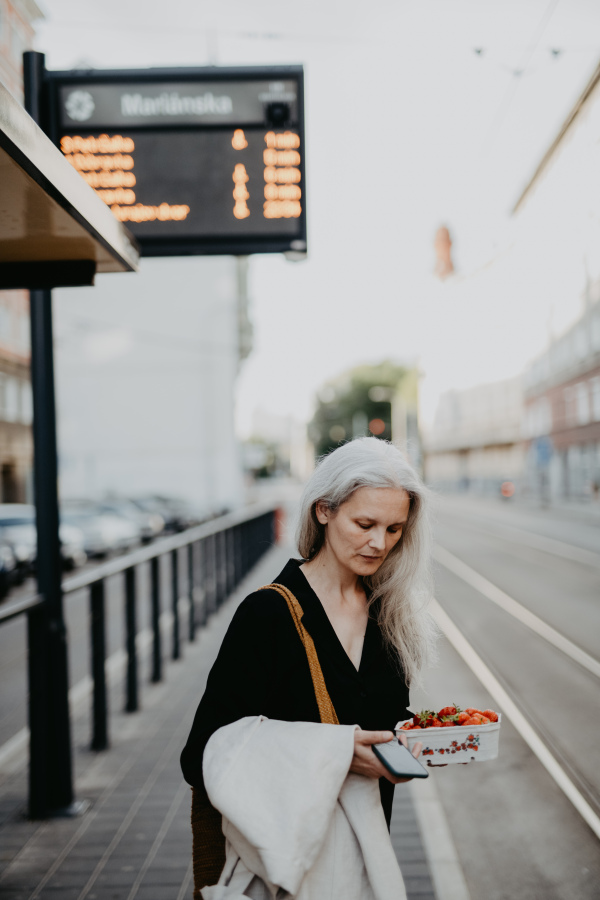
[{"x1": 349, "y1": 729, "x2": 423, "y2": 785}]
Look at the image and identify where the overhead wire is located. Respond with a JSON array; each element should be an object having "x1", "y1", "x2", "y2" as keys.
[{"x1": 480, "y1": 0, "x2": 562, "y2": 157}]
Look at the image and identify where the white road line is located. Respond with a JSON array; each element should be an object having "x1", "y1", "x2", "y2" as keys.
[
  {"x1": 454, "y1": 516, "x2": 600, "y2": 569},
  {"x1": 409, "y1": 775, "x2": 472, "y2": 900},
  {"x1": 434, "y1": 500, "x2": 600, "y2": 569},
  {"x1": 434, "y1": 545, "x2": 600, "y2": 680},
  {"x1": 432, "y1": 598, "x2": 600, "y2": 842},
  {"x1": 176, "y1": 861, "x2": 194, "y2": 900}
]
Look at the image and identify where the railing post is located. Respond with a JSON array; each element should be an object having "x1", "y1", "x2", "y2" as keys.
[
  {"x1": 90, "y1": 579, "x2": 108, "y2": 751},
  {"x1": 226, "y1": 528, "x2": 235, "y2": 595},
  {"x1": 150, "y1": 556, "x2": 162, "y2": 683},
  {"x1": 188, "y1": 543, "x2": 196, "y2": 642},
  {"x1": 125, "y1": 567, "x2": 138, "y2": 712},
  {"x1": 199, "y1": 539, "x2": 208, "y2": 626},
  {"x1": 243, "y1": 520, "x2": 250, "y2": 575},
  {"x1": 215, "y1": 532, "x2": 223, "y2": 608},
  {"x1": 219, "y1": 531, "x2": 227, "y2": 606},
  {"x1": 171, "y1": 548, "x2": 180, "y2": 660},
  {"x1": 206, "y1": 534, "x2": 216, "y2": 617}
]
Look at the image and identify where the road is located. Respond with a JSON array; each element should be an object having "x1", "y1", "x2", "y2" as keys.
[{"x1": 420, "y1": 493, "x2": 600, "y2": 900}]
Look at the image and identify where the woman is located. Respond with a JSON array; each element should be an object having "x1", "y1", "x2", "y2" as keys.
[{"x1": 181, "y1": 437, "x2": 436, "y2": 872}]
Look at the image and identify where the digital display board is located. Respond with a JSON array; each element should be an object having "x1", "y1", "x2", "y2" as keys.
[{"x1": 45, "y1": 67, "x2": 306, "y2": 257}]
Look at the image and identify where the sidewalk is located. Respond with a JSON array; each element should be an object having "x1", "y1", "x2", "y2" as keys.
[{"x1": 0, "y1": 545, "x2": 449, "y2": 900}]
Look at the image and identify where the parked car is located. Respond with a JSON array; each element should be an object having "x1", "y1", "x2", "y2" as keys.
[
  {"x1": 0, "y1": 504, "x2": 88, "y2": 576},
  {"x1": 0, "y1": 538, "x2": 18, "y2": 598},
  {"x1": 95, "y1": 497, "x2": 164, "y2": 543},
  {"x1": 0, "y1": 504, "x2": 37, "y2": 581},
  {"x1": 131, "y1": 495, "x2": 203, "y2": 533},
  {"x1": 59, "y1": 523, "x2": 87, "y2": 570},
  {"x1": 61, "y1": 500, "x2": 139, "y2": 557}
]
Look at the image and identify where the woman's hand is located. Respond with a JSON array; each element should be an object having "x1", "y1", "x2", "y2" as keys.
[{"x1": 349, "y1": 729, "x2": 423, "y2": 785}]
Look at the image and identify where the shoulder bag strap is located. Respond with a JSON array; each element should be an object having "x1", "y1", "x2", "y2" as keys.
[{"x1": 259, "y1": 582, "x2": 339, "y2": 726}]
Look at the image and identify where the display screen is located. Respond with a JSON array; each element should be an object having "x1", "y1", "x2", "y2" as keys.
[{"x1": 49, "y1": 69, "x2": 306, "y2": 256}]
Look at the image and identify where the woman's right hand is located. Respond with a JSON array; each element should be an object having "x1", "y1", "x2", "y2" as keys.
[{"x1": 349, "y1": 729, "x2": 423, "y2": 785}]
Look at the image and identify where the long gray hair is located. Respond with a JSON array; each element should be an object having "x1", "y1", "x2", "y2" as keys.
[{"x1": 296, "y1": 437, "x2": 436, "y2": 685}]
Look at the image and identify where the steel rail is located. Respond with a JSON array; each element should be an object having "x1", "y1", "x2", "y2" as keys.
[
  {"x1": 432, "y1": 599, "x2": 600, "y2": 841},
  {"x1": 434, "y1": 545, "x2": 600, "y2": 680},
  {"x1": 0, "y1": 592, "x2": 44, "y2": 623},
  {"x1": 0, "y1": 501, "x2": 276, "y2": 624}
]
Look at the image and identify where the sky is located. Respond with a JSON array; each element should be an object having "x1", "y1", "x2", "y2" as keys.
[{"x1": 34, "y1": 0, "x2": 600, "y2": 434}]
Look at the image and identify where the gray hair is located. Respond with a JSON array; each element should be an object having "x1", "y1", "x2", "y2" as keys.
[{"x1": 296, "y1": 437, "x2": 437, "y2": 685}]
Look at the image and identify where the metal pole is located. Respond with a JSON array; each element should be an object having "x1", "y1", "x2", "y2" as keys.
[
  {"x1": 187, "y1": 543, "x2": 196, "y2": 642},
  {"x1": 171, "y1": 548, "x2": 180, "y2": 660},
  {"x1": 125, "y1": 567, "x2": 138, "y2": 712},
  {"x1": 90, "y1": 580, "x2": 108, "y2": 751},
  {"x1": 150, "y1": 556, "x2": 162, "y2": 683},
  {"x1": 24, "y1": 47, "x2": 75, "y2": 819},
  {"x1": 198, "y1": 539, "x2": 208, "y2": 626}
]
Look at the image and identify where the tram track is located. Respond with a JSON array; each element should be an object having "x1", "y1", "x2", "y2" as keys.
[
  {"x1": 434, "y1": 545, "x2": 600, "y2": 680},
  {"x1": 432, "y1": 598, "x2": 600, "y2": 839},
  {"x1": 433, "y1": 513, "x2": 600, "y2": 845}
]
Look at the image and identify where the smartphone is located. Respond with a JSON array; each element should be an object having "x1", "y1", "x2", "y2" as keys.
[{"x1": 372, "y1": 739, "x2": 429, "y2": 779}]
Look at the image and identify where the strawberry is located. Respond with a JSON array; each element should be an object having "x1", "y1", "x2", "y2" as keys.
[
  {"x1": 482, "y1": 709, "x2": 499, "y2": 723},
  {"x1": 413, "y1": 709, "x2": 436, "y2": 728},
  {"x1": 430, "y1": 718, "x2": 443, "y2": 728},
  {"x1": 457, "y1": 712, "x2": 471, "y2": 725},
  {"x1": 441, "y1": 721, "x2": 454, "y2": 727},
  {"x1": 464, "y1": 714, "x2": 490, "y2": 726},
  {"x1": 438, "y1": 705, "x2": 458, "y2": 718}
]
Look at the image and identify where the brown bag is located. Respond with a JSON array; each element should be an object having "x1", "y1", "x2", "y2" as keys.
[{"x1": 191, "y1": 582, "x2": 338, "y2": 898}]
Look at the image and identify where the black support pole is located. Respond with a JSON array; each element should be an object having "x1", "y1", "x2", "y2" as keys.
[
  {"x1": 27, "y1": 288, "x2": 74, "y2": 816},
  {"x1": 24, "y1": 50, "x2": 75, "y2": 818}
]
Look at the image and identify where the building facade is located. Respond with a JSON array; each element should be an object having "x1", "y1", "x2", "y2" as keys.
[
  {"x1": 0, "y1": 0, "x2": 41, "y2": 100},
  {"x1": 0, "y1": 290, "x2": 33, "y2": 501},
  {"x1": 523, "y1": 288, "x2": 600, "y2": 501},
  {"x1": 424, "y1": 377, "x2": 525, "y2": 495},
  {"x1": 54, "y1": 255, "x2": 246, "y2": 516},
  {"x1": 0, "y1": 0, "x2": 42, "y2": 502}
]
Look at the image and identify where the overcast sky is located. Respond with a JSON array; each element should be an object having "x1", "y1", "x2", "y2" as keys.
[{"x1": 35, "y1": 0, "x2": 600, "y2": 432}]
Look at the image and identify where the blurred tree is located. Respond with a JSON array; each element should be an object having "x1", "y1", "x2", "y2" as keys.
[{"x1": 308, "y1": 361, "x2": 412, "y2": 458}]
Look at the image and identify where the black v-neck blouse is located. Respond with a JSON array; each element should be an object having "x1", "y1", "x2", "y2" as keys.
[{"x1": 180, "y1": 558, "x2": 412, "y2": 826}]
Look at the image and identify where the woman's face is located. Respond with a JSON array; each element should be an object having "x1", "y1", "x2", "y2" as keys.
[{"x1": 315, "y1": 486, "x2": 411, "y2": 578}]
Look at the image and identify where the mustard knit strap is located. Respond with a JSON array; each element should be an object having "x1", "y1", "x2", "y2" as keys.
[{"x1": 259, "y1": 583, "x2": 339, "y2": 726}]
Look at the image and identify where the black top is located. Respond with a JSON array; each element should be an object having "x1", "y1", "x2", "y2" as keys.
[{"x1": 180, "y1": 558, "x2": 412, "y2": 827}]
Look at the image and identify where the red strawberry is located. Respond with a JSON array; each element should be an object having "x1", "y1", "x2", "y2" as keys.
[
  {"x1": 413, "y1": 709, "x2": 436, "y2": 728},
  {"x1": 464, "y1": 714, "x2": 490, "y2": 726}
]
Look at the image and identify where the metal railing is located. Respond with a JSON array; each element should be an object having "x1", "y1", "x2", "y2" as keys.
[{"x1": 0, "y1": 503, "x2": 277, "y2": 817}]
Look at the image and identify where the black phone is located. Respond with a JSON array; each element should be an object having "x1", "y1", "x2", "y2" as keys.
[{"x1": 372, "y1": 739, "x2": 429, "y2": 779}]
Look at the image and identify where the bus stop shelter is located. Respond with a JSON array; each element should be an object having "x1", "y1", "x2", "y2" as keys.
[
  {"x1": 0, "y1": 77, "x2": 138, "y2": 286},
  {"x1": 0, "y1": 71, "x2": 139, "y2": 818}
]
